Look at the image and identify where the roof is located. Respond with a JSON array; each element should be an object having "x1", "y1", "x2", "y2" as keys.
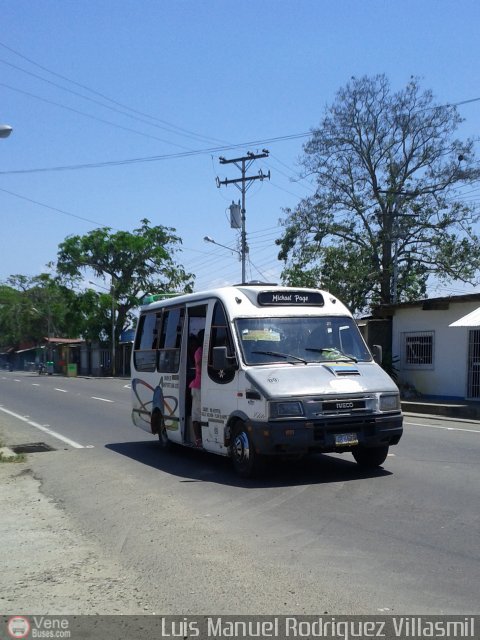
[
  {"x1": 374, "y1": 292, "x2": 480, "y2": 316},
  {"x1": 140, "y1": 284, "x2": 352, "y2": 318},
  {"x1": 449, "y1": 307, "x2": 480, "y2": 327},
  {"x1": 43, "y1": 337, "x2": 84, "y2": 345}
]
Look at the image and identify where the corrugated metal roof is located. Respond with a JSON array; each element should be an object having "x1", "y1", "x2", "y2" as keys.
[{"x1": 449, "y1": 307, "x2": 480, "y2": 327}]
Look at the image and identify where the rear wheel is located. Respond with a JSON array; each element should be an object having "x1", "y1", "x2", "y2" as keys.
[
  {"x1": 230, "y1": 424, "x2": 261, "y2": 478},
  {"x1": 352, "y1": 445, "x2": 389, "y2": 468}
]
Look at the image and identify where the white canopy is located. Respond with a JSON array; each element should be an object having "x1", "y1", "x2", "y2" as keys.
[{"x1": 449, "y1": 307, "x2": 480, "y2": 327}]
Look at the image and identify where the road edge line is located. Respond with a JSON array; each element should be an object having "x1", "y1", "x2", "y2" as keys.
[{"x1": 0, "y1": 406, "x2": 85, "y2": 449}]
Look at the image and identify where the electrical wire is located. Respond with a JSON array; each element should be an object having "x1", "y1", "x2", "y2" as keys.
[
  {"x1": 0, "y1": 132, "x2": 311, "y2": 175},
  {"x1": 0, "y1": 82, "x2": 195, "y2": 151},
  {"x1": 0, "y1": 40, "x2": 230, "y2": 147}
]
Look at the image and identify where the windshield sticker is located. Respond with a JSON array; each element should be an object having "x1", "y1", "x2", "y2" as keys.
[{"x1": 242, "y1": 329, "x2": 281, "y2": 342}]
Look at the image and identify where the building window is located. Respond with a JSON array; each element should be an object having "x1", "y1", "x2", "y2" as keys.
[{"x1": 402, "y1": 331, "x2": 434, "y2": 369}]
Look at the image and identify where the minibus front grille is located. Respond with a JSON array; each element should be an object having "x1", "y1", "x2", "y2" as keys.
[
  {"x1": 313, "y1": 417, "x2": 377, "y2": 441},
  {"x1": 305, "y1": 395, "x2": 375, "y2": 418}
]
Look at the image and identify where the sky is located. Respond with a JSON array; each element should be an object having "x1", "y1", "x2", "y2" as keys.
[{"x1": 1, "y1": 0, "x2": 480, "y2": 296}]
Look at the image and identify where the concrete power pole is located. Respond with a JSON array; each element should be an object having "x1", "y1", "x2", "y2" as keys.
[{"x1": 216, "y1": 150, "x2": 270, "y2": 284}]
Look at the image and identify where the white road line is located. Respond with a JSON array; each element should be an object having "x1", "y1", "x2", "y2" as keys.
[
  {"x1": 54, "y1": 388, "x2": 68, "y2": 393},
  {"x1": 91, "y1": 396, "x2": 114, "y2": 403},
  {"x1": 0, "y1": 406, "x2": 85, "y2": 449},
  {"x1": 405, "y1": 420, "x2": 480, "y2": 434},
  {"x1": 32, "y1": 383, "x2": 40, "y2": 387}
]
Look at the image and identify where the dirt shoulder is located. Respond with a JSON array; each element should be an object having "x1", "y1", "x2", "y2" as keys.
[{"x1": 0, "y1": 424, "x2": 149, "y2": 615}]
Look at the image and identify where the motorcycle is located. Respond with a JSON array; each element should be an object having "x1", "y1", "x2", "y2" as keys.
[{"x1": 38, "y1": 362, "x2": 46, "y2": 375}]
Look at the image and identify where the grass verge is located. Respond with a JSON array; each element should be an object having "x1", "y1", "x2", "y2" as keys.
[{"x1": 0, "y1": 444, "x2": 26, "y2": 463}]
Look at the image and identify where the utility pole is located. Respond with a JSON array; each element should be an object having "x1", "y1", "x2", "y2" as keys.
[{"x1": 216, "y1": 150, "x2": 270, "y2": 283}]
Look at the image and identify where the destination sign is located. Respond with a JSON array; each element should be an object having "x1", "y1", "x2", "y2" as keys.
[{"x1": 257, "y1": 291, "x2": 324, "y2": 306}]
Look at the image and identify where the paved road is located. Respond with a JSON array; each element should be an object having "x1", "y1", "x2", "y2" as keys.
[{"x1": 0, "y1": 372, "x2": 478, "y2": 614}]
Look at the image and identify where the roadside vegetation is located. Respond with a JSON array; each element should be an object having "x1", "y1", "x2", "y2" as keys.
[
  {"x1": 0, "y1": 219, "x2": 193, "y2": 353},
  {"x1": 0, "y1": 444, "x2": 26, "y2": 463}
]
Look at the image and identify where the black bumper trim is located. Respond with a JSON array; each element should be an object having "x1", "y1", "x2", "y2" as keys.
[{"x1": 248, "y1": 413, "x2": 403, "y2": 455}]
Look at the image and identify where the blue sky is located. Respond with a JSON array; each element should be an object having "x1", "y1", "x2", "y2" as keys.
[{"x1": 1, "y1": 0, "x2": 480, "y2": 294}]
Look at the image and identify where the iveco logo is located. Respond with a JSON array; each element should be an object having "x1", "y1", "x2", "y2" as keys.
[{"x1": 336, "y1": 402, "x2": 354, "y2": 409}]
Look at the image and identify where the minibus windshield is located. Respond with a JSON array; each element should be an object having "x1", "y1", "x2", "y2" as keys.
[{"x1": 235, "y1": 316, "x2": 371, "y2": 365}]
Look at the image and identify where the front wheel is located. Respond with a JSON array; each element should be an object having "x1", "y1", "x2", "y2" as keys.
[
  {"x1": 352, "y1": 445, "x2": 389, "y2": 469},
  {"x1": 230, "y1": 424, "x2": 261, "y2": 478}
]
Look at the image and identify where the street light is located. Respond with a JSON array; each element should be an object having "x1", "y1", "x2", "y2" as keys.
[
  {"x1": 0, "y1": 124, "x2": 13, "y2": 138},
  {"x1": 203, "y1": 235, "x2": 241, "y2": 257},
  {"x1": 89, "y1": 278, "x2": 116, "y2": 377}
]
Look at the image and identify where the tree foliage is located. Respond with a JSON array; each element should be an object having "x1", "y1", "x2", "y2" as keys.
[
  {"x1": 0, "y1": 274, "x2": 80, "y2": 349},
  {"x1": 56, "y1": 219, "x2": 194, "y2": 342},
  {"x1": 277, "y1": 75, "x2": 480, "y2": 312}
]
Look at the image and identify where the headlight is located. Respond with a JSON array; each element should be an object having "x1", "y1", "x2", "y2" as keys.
[
  {"x1": 379, "y1": 394, "x2": 400, "y2": 412},
  {"x1": 269, "y1": 401, "x2": 304, "y2": 419}
]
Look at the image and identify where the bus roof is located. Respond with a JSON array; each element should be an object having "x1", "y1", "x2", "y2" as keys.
[{"x1": 140, "y1": 284, "x2": 352, "y2": 318}]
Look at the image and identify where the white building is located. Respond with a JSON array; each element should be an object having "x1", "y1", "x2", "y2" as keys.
[{"x1": 378, "y1": 294, "x2": 480, "y2": 401}]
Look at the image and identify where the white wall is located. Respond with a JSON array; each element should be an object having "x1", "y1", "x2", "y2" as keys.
[{"x1": 392, "y1": 301, "x2": 480, "y2": 398}]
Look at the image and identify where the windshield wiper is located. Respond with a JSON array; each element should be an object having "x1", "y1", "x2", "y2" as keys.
[
  {"x1": 305, "y1": 347, "x2": 358, "y2": 363},
  {"x1": 251, "y1": 350, "x2": 308, "y2": 364}
]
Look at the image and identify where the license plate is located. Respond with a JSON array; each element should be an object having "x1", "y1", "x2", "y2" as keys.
[{"x1": 335, "y1": 433, "x2": 358, "y2": 446}]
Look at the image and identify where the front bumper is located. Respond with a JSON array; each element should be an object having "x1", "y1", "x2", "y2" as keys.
[{"x1": 247, "y1": 412, "x2": 403, "y2": 456}]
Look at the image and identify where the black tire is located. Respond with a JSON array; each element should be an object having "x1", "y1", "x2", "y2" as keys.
[
  {"x1": 352, "y1": 445, "x2": 389, "y2": 469},
  {"x1": 230, "y1": 424, "x2": 261, "y2": 478},
  {"x1": 152, "y1": 410, "x2": 171, "y2": 450}
]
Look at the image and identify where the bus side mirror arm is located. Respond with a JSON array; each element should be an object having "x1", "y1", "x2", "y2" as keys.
[{"x1": 212, "y1": 346, "x2": 237, "y2": 370}]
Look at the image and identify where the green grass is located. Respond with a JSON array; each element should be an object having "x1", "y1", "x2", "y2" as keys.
[{"x1": 0, "y1": 444, "x2": 26, "y2": 463}]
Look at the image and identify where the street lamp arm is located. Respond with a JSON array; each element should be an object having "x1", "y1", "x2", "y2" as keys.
[{"x1": 204, "y1": 236, "x2": 241, "y2": 256}]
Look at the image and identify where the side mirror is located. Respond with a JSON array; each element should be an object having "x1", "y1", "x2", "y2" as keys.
[
  {"x1": 213, "y1": 346, "x2": 228, "y2": 370},
  {"x1": 372, "y1": 344, "x2": 383, "y2": 364},
  {"x1": 212, "y1": 346, "x2": 237, "y2": 370}
]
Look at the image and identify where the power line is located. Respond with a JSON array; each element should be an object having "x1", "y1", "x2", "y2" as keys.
[
  {"x1": 0, "y1": 82, "x2": 195, "y2": 150},
  {"x1": 0, "y1": 40, "x2": 229, "y2": 147},
  {"x1": 0, "y1": 186, "x2": 118, "y2": 228},
  {"x1": 0, "y1": 133, "x2": 310, "y2": 175}
]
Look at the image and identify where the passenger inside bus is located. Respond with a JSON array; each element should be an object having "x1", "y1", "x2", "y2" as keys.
[{"x1": 189, "y1": 329, "x2": 204, "y2": 447}]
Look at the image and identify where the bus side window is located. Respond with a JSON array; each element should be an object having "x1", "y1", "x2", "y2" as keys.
[
  {"x1": 133, "y1": 312, "x2": 159, "y2": 372},
  {"x1": 158, "y1": 307, "x2": 185, "y2": 373},
  {"x1": 208, "y1": 302, "x2": 236, "y2": 384}
]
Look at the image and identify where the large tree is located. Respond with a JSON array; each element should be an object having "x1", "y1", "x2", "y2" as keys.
[
  {"x1": 0, "y1": 274, "x2": 80, "y2": 349},
  {"x1": 56, "y1": 219, "x2": 194, "y2": 341},
  {"x1": 277, "y1": 75, "x2": 480, "y2": 312}
]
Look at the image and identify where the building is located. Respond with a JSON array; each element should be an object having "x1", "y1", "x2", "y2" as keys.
[{"x1": 374, "y1": 293, "x2": 480, "y2": 401}]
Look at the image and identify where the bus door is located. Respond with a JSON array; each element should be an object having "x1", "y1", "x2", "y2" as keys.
[
  {"x1": 183, "y1": 304, "x2": 208, "y2": 445},
  {"x1": 154, "y1": 306, "x2": 185, "y2": 444},
  {"x1": 203, "y1": 300, "x2": 238, "y2": 454}
]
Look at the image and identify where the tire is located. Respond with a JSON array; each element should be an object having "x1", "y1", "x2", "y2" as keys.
[
  {"x1": 230, "y1": 424, "x2": 261, "y2": 478},
  {"x1": 352, "y1": 445, "x2": 389, "y2": 469}
]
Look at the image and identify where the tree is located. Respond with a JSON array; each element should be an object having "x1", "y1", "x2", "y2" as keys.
[
  {"x1": 56, "y1": 219, "x2": 194, "y2": 341},
  {"x1": 0, "y1": 274, "x2": 81, "y2": 349},
  {"x1": 277, "y1": 75, "x2": 480, "y2": 312}
]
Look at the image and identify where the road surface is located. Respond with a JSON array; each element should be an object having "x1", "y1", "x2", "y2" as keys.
[{"x1": 0, "y1": 372, "x2": 478, "y2": 614}]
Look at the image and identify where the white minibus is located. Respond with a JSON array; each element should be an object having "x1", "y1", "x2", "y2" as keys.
[{"x1": 131, "y1": 284, "x2": 403, "y2": 476}]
